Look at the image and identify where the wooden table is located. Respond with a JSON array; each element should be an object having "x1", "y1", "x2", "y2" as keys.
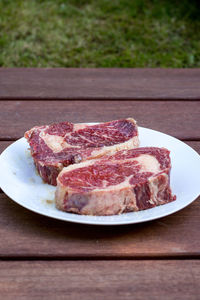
[{"x1": 0, "y1": 69, "x2": 199, "y2": 300}]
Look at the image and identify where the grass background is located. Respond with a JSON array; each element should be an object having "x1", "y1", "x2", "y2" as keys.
[{"x1": 0, "y1": 0, "x2": 199, "y2": 67}]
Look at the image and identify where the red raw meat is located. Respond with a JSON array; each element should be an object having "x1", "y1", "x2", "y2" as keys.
[
  {"x1": 56, "y1": 147, "x2": 176, "y2": 215},
  {"x1": 25, "y1": 119, "x2": 139, "y2": 185}
]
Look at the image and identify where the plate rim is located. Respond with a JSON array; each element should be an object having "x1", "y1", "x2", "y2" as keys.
[{"x1": 0, "y1": 126, "x2": 200, "y2": 226}]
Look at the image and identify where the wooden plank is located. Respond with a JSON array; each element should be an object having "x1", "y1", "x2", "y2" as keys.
[
  {"x1": 0, "y1": 192, "x2": 199, "y2": 257},
  {"x1": 0, "y1": 141, "x2": 11, "y2": 153},
  {"x1": 0, "y1": 261, "x2": 199, "y2": 300},
  {"x1": 184, "y1": 141, "x2": 200, "y2": 154},
  {"x1": 0, "y1": 68, "x2": 200, "y2": 100},
  {"x1": 0, "y1": 100, "x2": 200, "y2": 140}
]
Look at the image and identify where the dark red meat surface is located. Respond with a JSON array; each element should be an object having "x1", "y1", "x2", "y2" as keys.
[
  {"x1": 56, "y1": 147, "x2": 176, "y2": 215},
  {"x1": 25, "y1": 119, "x2": 139, "y2": 185}
]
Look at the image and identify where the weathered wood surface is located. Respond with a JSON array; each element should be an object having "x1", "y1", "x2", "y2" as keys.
[
  {"x1": 0, "y1": 141, "x2": 11, "y2": 153},
  {"x1": 0, "y1": 68, "x2": 200, "y2": 100},
  {"x1": 0, "y1": 69, "x2": 199, "y2": 300},
  {"x1": 0, "y1": 192, "x2": 199, "y2": 258},
  {"x1": 1, "y1": 100, "x2": 200, "y2": 140},
  {"x1": 0, "y1": 261, "x2": 199, "y2": 300}
]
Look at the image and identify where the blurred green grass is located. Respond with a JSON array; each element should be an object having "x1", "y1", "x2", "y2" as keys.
[{"x1": 0, "y1": 0, "x2": 199, "y2": 67}]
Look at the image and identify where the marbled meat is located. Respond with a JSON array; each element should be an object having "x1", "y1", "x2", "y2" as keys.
[
  {"x1": 56, "y1": 147, "x2": 176, "y2": 215},
  {"x1": 25, "y1": 118, "x2": 139, "y2": 185}
]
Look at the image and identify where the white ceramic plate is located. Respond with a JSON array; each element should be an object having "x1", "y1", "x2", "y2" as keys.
[{"x1": 0, "y1": 126, "x2": 200, "y2": 225}]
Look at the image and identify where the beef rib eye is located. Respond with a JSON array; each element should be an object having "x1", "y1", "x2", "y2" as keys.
[
  {"x1": 25, "y1": 118, "x2": 139, "y2": 185},
  {"x1": 55, "y1": 147, "x2": 176, "y2": 215}
]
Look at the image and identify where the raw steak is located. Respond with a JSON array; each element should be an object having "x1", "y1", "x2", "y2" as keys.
[
  {"x1": 25, "y1": 118, "x2": 139, "y2": 185},
  {"x1": 56, "y1": 147, "x2": 176, "y2": 215}
]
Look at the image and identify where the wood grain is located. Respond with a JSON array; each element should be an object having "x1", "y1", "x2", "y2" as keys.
[
  {"x1": 0, "y1": 260, "x2": 199, "y2": 300},
  {"x1": 1, "y1": 100, "x2": 200, "y2": 140},
  {"x1": 0, "y1": 68, "x2": 200, "y2": 100},
  {"x1": 0, "y1": 69, "x2": 199, "y2": 300},
  {"x1": 0, "y1": 192, "x2": 199, "y2": 258},
  {"x1": 0, "y1": 141, "x2": 11, "y2": 153},
  {"x1": 184, "y1": 141, "x2": 200, "y2": 154}
]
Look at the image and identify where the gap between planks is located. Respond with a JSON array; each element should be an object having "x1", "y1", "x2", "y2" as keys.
[
  {"x1": 0, "y1": 255, "x2": 199, "y2": 261},
  {"x1": 0, "y1": 97, "x2": 200, "y2": 102}
]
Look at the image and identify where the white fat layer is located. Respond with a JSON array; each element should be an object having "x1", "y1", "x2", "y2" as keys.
[
  {"x1": 59, "y1": 158, "x2": 97, "y2": 176},
  {"x1": 73, "y1": 123, "x2": 89, "y2": 131},
  {"x1": 81, "y1": 188, "x2": 137, "y2": 215},
  {"x1": 136, "y1": 154, "x2": 160, "y2": 173},
  {"x1": 90, "y1": 136, "x2": 139, "y2": 158},
  {"x1": 149, "y1": 177, "x2": 160, "y2": 201},
  {"x1": 148, "y1": 173, "x2": 169, "y2": 205},
  {"x1": 39, "y1": 124, "x2": 89, "y2": 153},
  {"x1": 93, "y1": 175, "x2": 133, "y2": 192},
  {"x1": 40, "y1": 132, "x2": 82, "y2": 152},
  {"x1": 40, "y1": 133, "x2": 67, "y2": 153}
]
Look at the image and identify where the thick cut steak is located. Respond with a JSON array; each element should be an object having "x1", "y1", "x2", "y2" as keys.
[
  {"x1": 25, "y1": 119, "x2": 139, "y2": 185},
  {"x1": 56, "y1": 147, "x2": 176, "y2": 215}
]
